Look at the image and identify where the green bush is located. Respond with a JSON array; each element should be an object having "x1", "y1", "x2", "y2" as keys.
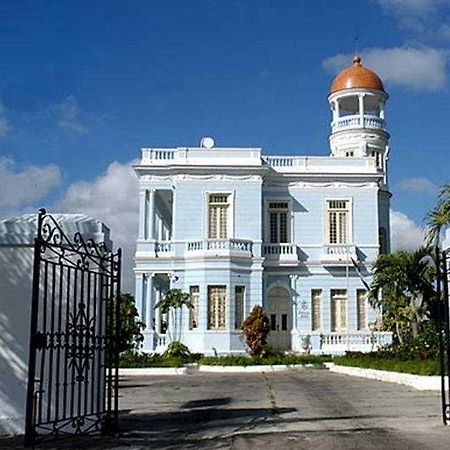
[
  {"x1": 197, "y1": 354, "x2": 331, "y2": 367},
  {"x1": 163, "y1": 341, "x2": 191, "y2": 359},
  {"x1": 334, "y1": 354, "x2": 440, "y2": 376}
]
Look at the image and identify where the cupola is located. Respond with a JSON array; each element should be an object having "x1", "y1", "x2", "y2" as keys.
[{"x1": 327, "y1": 56, "x2": 390, "y2": 175}]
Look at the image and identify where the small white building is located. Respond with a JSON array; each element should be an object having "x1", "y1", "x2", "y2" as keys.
[
  {"x1": 134, "y1": 56, "x2": 393, "y2": 356},
  {"x1": 0, "y1": 213, "x2": 111, "y2": 436}
]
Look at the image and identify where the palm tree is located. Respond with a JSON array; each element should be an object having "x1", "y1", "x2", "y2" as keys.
[
  {"x1": 427, "y1": 183, "x2": 450, "y2": 247},
  {"x1": 154, "y1": 288, "x2": 192, "y2": 343},
  {"x1": 370, "y1": 247, "x2": 435, "y2": 343}
]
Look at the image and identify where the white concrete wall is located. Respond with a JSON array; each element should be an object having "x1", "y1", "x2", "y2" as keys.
[{"x1": 0, "y1": 246, "x2": 34, "y2": 436}]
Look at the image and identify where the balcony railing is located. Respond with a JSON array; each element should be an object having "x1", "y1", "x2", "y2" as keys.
[
  {"x1": 320, "y1": 332, "x2": 392, "y2": 349},
  {"x1": 262, "y1": 243, "x2": 298, "y2": 265},
  {"x1": 322, "y1": 244, "x2": 357, "y2": 263},
  {"x1": 331, "y1": 114, "x2": 385, "y2": 133},
  {"x1": 186, "y1": 239, "x2": 253, "y2": 256},
  {"x1": 155, "y1": 241, "x2": 172, "y2": 254}
]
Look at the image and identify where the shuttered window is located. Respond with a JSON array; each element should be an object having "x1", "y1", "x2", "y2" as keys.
[
  {"x1": 208, "y1": 286, "x2": 226, "y2": 330},
  {"x1": 327, "y1": 200, "x2": 349, "y2": 244},
  {"x1": 234, "y1": 286, "x2": 245, "y2": 329},
  {"x1": 311, "y1": 289, "x2": 322, "y2": 331},
  {"x1": 331, "y1": 289, "x2": 347, "y2": 332},
  {"x1": 268, "y1": 201, "x2": 289, "y2": 243},
  {"x1": 357, "y1": 289, "x2": 368, "y2": 331},
  {"x1": 208, "y1": 194, "x2": 229, "y2": 239},
  {"x1": 189, "y1": 286, "x2": 199, "y2": 330}
]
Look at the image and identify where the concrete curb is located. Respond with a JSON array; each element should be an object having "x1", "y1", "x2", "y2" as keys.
[
  {"x1": 325, "y1": 362, "x2": 446, "y2": 391},
  {"x1": 119, "y1": 364, "x2": 311, "y2": 376}
]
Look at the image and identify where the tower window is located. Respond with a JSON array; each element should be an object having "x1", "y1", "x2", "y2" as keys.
[
  {"x1": 345, "y1": 151, "x2": 354, "y2": 157},
  {"x1": 371, "y1": 150, "x2": 383, "y2": 170}
]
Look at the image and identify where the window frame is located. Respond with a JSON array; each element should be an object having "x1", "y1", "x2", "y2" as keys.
[
  {"x1": 324, "y1": 197, "x2": 353, "y2": 245},
  {"x1": 311, "y1": 289, "x2": 322, "y2": 332},
  {"x1": 265, "y1": 198, "x2": 293, "y2": 243},
  {"x1": 234, "y1": 285, "x2": 245, "y2": 330},
  {"x1": 204, "y1": 190, "x2": 235, "y2": 240},
  {"x1": 189, "y1": 286, "x2": 200, "y2": 330},
  {"x1": 207, "y1": 285, "x2": 227, "y2": 330},
  {"x1": 330, "y1": 289, "x2": 348, "y2": 332}
]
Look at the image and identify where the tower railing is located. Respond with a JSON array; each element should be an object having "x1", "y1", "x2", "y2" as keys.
[{"x1": 331, "y1": 115, "x2": 385, "y2": 133}]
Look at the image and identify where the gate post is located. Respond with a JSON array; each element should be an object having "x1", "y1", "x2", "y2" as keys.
[{"x1": 24, "y1": 208, "x2": 46, "y2": 446}]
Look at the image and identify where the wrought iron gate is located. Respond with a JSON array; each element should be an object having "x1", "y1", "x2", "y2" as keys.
[
  {"x1": 25, "y1": 209, "x2": 121, "y2": 446},
  {"x1": 437, "y1": 248, "x2": 450, "y2": 425}
]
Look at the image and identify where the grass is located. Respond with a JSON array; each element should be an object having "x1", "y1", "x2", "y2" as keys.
[{"x1": 334, "y1": 355, "x2": 441, "y2": 376}]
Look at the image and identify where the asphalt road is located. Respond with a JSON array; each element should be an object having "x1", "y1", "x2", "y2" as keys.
[{"x1": 2, "y1": 368, "x2": 449, "y2": 449}]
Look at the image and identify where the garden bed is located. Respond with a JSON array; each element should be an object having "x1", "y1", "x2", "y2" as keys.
[{"x1": 119, "y1": 352, "x2": 331, "y2": 368}]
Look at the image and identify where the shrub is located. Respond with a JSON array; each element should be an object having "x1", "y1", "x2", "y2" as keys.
[
  {"x1": 241, "y1": 305, "x2": 270, "y2": 357},
  {"x1": 163, "y1": 341, "x2": 191, "y2": 359}
]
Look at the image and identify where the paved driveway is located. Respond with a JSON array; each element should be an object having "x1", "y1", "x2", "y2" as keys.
[{"x1": 1, "y1": 368, "x2": 449, "y2": 449}]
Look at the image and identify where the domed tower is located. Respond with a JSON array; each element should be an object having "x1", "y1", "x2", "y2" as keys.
[{"x1": 328, "y1": 56, "x2": 389, "y2": 179}]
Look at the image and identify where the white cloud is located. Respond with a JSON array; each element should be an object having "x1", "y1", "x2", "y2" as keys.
[
  {"x1": 52, "y1": 95, "x2": 88, "y2": 134},
  {"x1": 390, "y1": 209, "x2": 426, "y2": 251},
  {"x1": 376, "y1": 0, "x2": 447, "y2": 32},
  {"x1": 323, "y1": 47, "x2": 448, "y2": 91},
  {"x1": 0, "y1": 157, "x2": 61, "y2": 209},
  {"x1": 55, "y1": 160, "x2": 139, "y2": 292},
  {"x1": 396, "y1": 176, "x2": 438, "y2": 194}
]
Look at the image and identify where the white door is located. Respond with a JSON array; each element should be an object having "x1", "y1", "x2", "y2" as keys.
[{"x1": 267, "y1": 287, "x2": 291, "y2": 351}]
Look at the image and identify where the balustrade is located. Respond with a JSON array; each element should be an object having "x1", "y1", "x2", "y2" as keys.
[{"x1": 331, "y1": 114, "x2": 385, "y2": 133}]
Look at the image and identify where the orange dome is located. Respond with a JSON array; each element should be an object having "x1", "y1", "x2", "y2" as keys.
[{"x1": 330, "y1": 56, "x2": 385, "y2": 94}]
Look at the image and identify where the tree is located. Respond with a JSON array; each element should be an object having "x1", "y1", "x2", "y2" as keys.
[
  {"x1": 241, "y1": 305, "x2": 270, "y2": 357},
  {"x1": 115, "y1": 293, "x2": 145, "y2": 353},
  {"x1": 154, "y1": 288, "x2": 193, "y2": 343},
  {"x1": 370, "y1": 248, "x2": 435, "y2": 343},
  {"x1": 427, "y1": 183, "x2": 450, "y2": 247}
]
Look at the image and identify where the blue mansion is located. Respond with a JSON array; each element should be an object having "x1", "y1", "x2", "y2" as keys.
[{"x1": 134, "y1": 56, "x2": 392, "y2": 355}]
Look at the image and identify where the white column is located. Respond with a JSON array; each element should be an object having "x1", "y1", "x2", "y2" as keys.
[
  {"x1": 138, "y1": 190, "x2": 146, "y2": 240},
  {"x1": 358, "y1": 94, "x2": 365, "y2": 127},
  {"x1": 147, "y1": 189, "x2": 155, "y2": 240},
  {"x1": 146, "y1": 272, "x2": 154, "y2": 330},
  {"x1": 155, "y1": 290, "x2": 161, "y2": 333},
  {"x1": 380, "y1": 102, "x2": 385, "y2": 120},
  {"x1": 135, "y1": 273, "x2": 144, "y2": 324},
  {"x1": 290, "y1": 275, "x2": 299, "y2": 333},
  {"x1": 332, "y1": 100, "x2": 339, "y2": 122}
]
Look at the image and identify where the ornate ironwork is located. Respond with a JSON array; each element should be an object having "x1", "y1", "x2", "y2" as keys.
[
  {"x1": 25, "y1": 209, "x2": 121, "y2": 446},
  {"x1": 436, "y1": 248, "x2": 450, "y2": 425}
]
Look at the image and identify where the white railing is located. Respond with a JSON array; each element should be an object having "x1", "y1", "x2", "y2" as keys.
[
  {"x1": 155, "y1": 241, "x2": 172, "y2": 254},
  {"x1": 186, "y1": 239, "x2": 253, "y2": 255},
  {"x1": 142, "y1": 148, "x2": 176, "y2": 160},
  {"x1": 321, "y1": 332, "x2": 392, "y2": 348},
  {"x1": 154, "y1": 333, "x2": 168, "y2": 351},
  {"x1": 263, "y1": 156, "x2": 297, "y2": 167},
  {"x1": 323, "y1": 244, "x2": 356, "y2": 261},
  {"x1": 331, "y1": 115, "x2": 385, "y2": 133},
  {"x1": 263, "y1": 243, "x2": 297, "y2": 256}
]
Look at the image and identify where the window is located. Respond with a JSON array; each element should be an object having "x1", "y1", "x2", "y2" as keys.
[
  {"x1": 357, "y1": 289, "x2": 368, "y2": 331},
  {"x1": 371, "y1": 150, "x2": 383, "y2": 169},
  {"x1": 234, "y1": 286, "x2": 245, "y2": 329},
  {"x1": 311, "y1": 289, "x2": 322, "y2": 331},
  {"x1": 208, "y1": 286, "x2": 226, "y2": 330},
  {"x1": 189, "y1": 286, "x2": 199, "y2": 330},
  {"x1": 268, "y1": 201, "x2": 289, "y2": 243},
  {"x1": 331, "y1": 289, "x2": 347, "y2": 332},
  {"x1": 327, "y1": 200, "x2": 349, "y2": 244},
  {"x1": 345, "y1": 151, "x2": 354, "y2": 157},
  {"x1": 208, "y1": 194, "x2": 230, "y2": 239}
]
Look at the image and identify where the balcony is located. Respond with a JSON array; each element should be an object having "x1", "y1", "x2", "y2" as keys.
[
  {"x1": 262, "y1": 243, "x2": 298, "y2": 266},
  {"x1": 322, "y1": 244, "x2": 357, "y2": 264},
  {"x1": 331, "y1": 114, "x2": 385, "y2": 133},
  {"x1": 155, "y1": 241, "x2": 173, "y2": 257},
  {"x1": 185, "y1": 239, "x2": 253, "y2": 258}
]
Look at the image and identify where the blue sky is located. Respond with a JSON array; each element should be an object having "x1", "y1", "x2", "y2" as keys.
[{"x1": 0, "y1": 0, "x2": 449, "y2": 290}]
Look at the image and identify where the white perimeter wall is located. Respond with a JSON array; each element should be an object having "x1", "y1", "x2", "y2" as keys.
[{"x1": 0, "y1": 246, "x2": 33, "y2": 436}]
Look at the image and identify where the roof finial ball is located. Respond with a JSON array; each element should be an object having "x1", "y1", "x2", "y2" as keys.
[
  {"x1": 327, "y1": 55, "x2": 390, "y2": 174},
  {"x1": 353, "y1": 55, "x2": 362, "y2": 65}
]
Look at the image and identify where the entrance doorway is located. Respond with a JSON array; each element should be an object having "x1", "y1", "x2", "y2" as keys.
[{"x1": 267, "y1": 287, "x2": 291, "y2": 351}]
